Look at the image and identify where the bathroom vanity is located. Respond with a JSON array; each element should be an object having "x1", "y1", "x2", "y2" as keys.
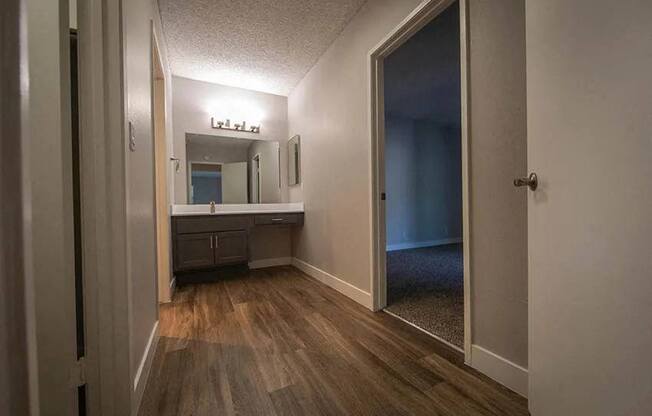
[
  {"x1": 171, "y1": 203, "x2": 304, "y2": 274},
  {"x1": 172, "y1": 131, "x2": 303, "y2": 281}
]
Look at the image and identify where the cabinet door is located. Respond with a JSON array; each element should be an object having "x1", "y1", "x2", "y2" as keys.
[
  {"x1": 175, "y1": 233, "x2": 214, "y2": 271},
  {"x1": 215, "y1": 230, "x2": 248, "y2": 266}
]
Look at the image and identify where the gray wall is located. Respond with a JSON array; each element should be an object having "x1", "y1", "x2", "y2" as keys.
[
  {"x1": 288, "y1": 0, "x2": 528, "y2": 374},
  {"x1": 288, "y1": 0, "x2": 424, "y2": 292},
  {"x1": 123, "y1": 0, "x2": 173, "y2": 383},
  {"x1": 1, "y1": 0, "x2": 35, "y2": 413},
  {"x1": 385, "y1": 117, "x2": 462, "y2": 248}
]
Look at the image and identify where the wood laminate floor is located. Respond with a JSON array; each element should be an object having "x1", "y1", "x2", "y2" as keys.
[{"x1": 138, "y1": 266, "x2": 529, "y2": 416}]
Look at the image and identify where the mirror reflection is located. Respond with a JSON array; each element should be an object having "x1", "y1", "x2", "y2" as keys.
[{"x1": 186, "y1": 133, "x2": 280, "y2": 204}]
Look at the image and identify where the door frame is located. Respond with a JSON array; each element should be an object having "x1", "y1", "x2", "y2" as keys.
[
  {"x1": 151, "y1": 27, "x2": 172, "y2": 303},
  {"x1": 251, "y1": 153, "x2": 262, "y2": 203},
  {"x1": 77, "y1": 0, "x2": 133, "y2": 414},
  {"x1": 368, "y1": 0, "x2": 472, "y2": 359}
]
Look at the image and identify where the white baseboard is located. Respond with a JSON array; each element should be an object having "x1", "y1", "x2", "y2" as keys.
[
  {"x1": 291, "y1": 257, "x2": 373, "y2": 310},
  {"x1": 386, "y1": 237, "x2": 462, "y2": 252},
  {"x1": 470, "y1": 344, "x2": 528, "y2": 397},
  {"x1": 248, "y1": 257, "x2": 293, "y2": 269},
  {"x1": 133, "y1": 321, "x2": 159, "y2": 413}
]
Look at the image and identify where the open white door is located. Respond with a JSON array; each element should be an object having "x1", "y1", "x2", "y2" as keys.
[
  {"x1": 527, "y1": 1, "x2": 652, "y2": 414},
  {"x1": 222, "y1": 162, "x2": 248, "y2": 203}
]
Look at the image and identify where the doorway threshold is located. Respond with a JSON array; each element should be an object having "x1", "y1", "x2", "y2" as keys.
[{"x1": 383, "y1": 309, "x2": 464, "y2": 354}]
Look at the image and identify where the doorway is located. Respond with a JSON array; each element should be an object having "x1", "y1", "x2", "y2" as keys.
[
  {"x1": 370, "y1": 0, "x2": 472, "y2": 356},
  {"x1": 386, "y1": 1, "x2": 463, "y2": 350},
  {"x1": 188, "y1": 162, "x2": 223, "y2": 203}
]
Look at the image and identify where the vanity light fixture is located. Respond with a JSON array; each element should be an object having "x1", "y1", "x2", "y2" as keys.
[{"x1": 211, "y1": 117, "x2": 261, "y2": 134}]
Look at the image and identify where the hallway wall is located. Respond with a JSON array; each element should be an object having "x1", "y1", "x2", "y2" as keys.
[
  {"x1": 122, "y1": 0, "x2": 174, "y2": 397},
  {"x1": 288, "y1": 0, "x2": 423, "y2": 294},
  {"x1": 288, "y1": 0, "x2": 528, "y2": 392}
]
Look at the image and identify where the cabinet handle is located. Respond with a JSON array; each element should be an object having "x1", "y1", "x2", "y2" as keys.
[
  {"x1": 214, "y1": 235, "x2": 218, "y2": 248},
  {"x1": 210, "y1": 236, "x2": 213, "y2": 249},
  {"x1": 271, "y1": 218, "x2": 284, "y2": 222}
]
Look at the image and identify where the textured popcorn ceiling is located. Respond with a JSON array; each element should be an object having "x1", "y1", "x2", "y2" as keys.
[{"x1": 158, "y1": 0, "x2": 367, "y2": 96}]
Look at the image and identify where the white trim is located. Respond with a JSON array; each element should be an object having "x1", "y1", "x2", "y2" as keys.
[
  {"x1": 386, "y1": 237, "x2": 462, "y2": 252},
  {"x1": 152, "y1": 24, "x2": 172, "y2": 305},
  {"x1": 248, "y1": 257, "x2": 293, "y2": 269},
  {"x1": 383, "y1": 310, "x2": 464, "y2": 353},
  {"x1": 78, "y1": 1, "x2": 133, "y2": 413},
  {"x1": 470, "y1": 344, "x2": 528, "y2": 398},
  {"x1": 251, "y1": 153, "x2": 262, "y2": 203},
  {"x1": 459, "y1": 0, "x2": 473, "y2": 364},
  {"x1": 132, "y1": 321, "x2": 160, "y2": 413},
  {"x1": 292, "y1": 258, "x2": 373, "y2": 310},
  {"x1": 368, "y1": 0, "x2": 472, "y2": 361}
]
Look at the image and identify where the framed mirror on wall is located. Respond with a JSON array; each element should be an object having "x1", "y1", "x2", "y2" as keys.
[
  {"x1": 288, "y1": 135, "x2": 301, "y2": 186},
  {"x1": 185, "y1": 133, "x2": 281, "y2": 204}
]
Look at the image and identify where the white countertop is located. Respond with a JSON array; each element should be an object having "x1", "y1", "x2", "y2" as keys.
[{"x1": 171, "y1": 202, "x2": 304, "y2": 216}]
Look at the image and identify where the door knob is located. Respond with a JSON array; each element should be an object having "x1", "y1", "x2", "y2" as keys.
[{"x1": 514, "y1": 172, "x2": 538, "y2": 191}]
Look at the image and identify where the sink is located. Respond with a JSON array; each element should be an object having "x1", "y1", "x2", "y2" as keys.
[{"x1": 171, "y1": 202, "x2": 304, "y2": 216}]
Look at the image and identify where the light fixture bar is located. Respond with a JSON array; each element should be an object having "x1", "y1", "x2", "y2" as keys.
[{"x1": 211, "y1": 117, "x2": 260, "y2": 134}]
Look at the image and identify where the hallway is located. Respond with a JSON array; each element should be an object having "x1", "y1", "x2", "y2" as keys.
[{"x1": 138, "y1": 267, "x2": 527, "y2": 416}]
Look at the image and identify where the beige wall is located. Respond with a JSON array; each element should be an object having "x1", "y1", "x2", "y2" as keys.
[
  {"x1": 122, "y1": 0, "x2": 174, "y2": 383},
  {"x1": 172, "y1": 77, "x2": 289, "y2": 204},
  {"x1": 1, "y1": 0, "x2": 36, "y2": 414},
  {"x1": 288, "y1": 0, "x2": 423, "y2": 292},
  {"x1": 468, "y1": 0, "x2": 528, "y2": 368},
  {"x1": 24, "y1": 0, "x2": 79, "y2": 412},
  {"x1": 288, "y1": 0, "x2": 527, "y2": 370}
]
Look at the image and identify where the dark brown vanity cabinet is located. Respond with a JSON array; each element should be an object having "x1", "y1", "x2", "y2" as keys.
[
  {"x1": 175, "y1": 233, "x2": 215, "y2": 271},
  {"x1": 214, "y1": 230, "x2": 248, "y2": 265},
  {"x1": 174, "y1": 230, "x2": 248, "y2": 271},
  {"x1": 172, "y1": 212, "x2": 303, "y2": 274},
  {"x1": 172, "y1": 215, "x2": 251, "y2": 272}
]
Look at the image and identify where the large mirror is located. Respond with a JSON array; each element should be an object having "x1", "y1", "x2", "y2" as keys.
[
  {"x1": 288, "y1": 135, "x2": 301, "y2": 186},
  {"x1": 186, "y1": 133, "x2": 280, "y2": 204}
]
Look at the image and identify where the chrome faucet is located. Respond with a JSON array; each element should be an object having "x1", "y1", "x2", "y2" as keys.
[{"x1": 210, "y1": 201, "x2": 216, "y2": 214}]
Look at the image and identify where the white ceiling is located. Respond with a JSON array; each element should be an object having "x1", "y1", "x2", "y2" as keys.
[{"x1": 158, "y1": 0, "x2": 367, "y2": 96}]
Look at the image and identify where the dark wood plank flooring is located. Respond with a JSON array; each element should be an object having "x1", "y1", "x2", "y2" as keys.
[{"x1": 138, "y1": 266, "x2": 529, "y2": 416}]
